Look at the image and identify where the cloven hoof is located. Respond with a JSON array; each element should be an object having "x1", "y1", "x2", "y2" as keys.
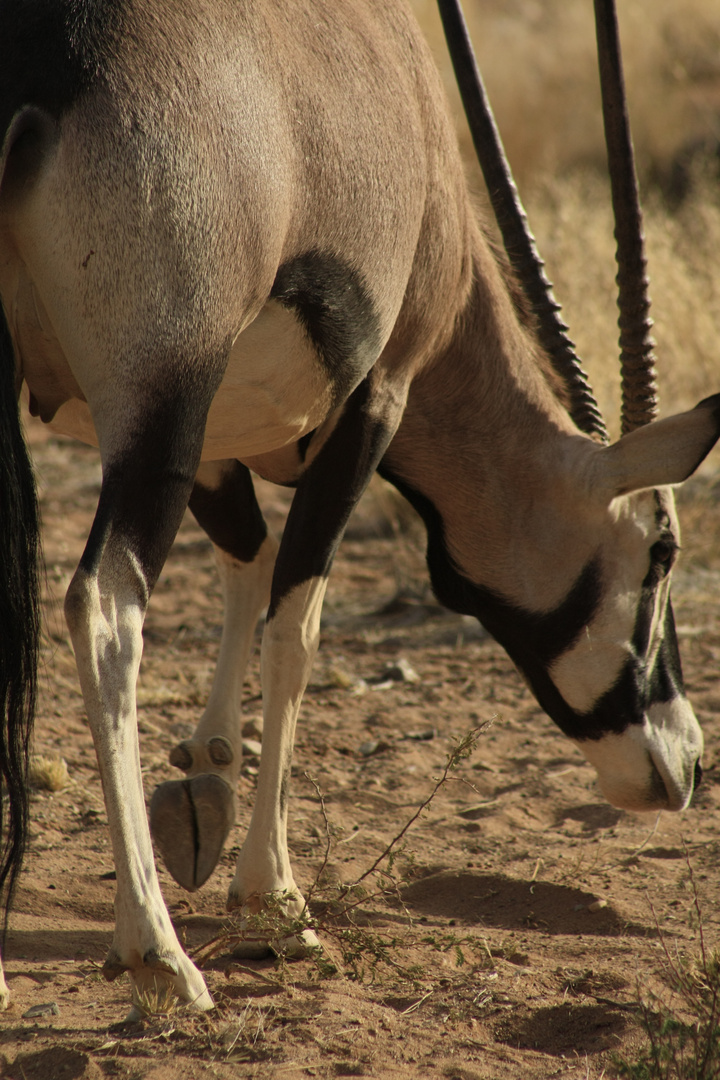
[
  {"x1": 231, "y1": 926, "x2": 322, "y2": 960},
  {"x1": 150, "y1": 773, "x2": 235, "y2": 891}
]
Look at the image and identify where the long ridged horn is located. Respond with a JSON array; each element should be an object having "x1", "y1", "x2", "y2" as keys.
[
  {"x1": 437, "y1": 0, "x2": 608, "y2": 443},
  {"x1": 594, "y1": 0, "x2": 658, "y2": 434}
]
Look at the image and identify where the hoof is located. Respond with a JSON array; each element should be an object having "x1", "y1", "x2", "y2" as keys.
[
  {"x1": 129, "y1": 957, "x2": 214, "y2": 1016},
  {"x1": 226, "y1": 889, "x2": 322, "y2": 960},
  {"x1": 232, "y1": 926, "x2": 321, "y2": 960},
  {"x1": 150, "y1": 774, "x2": 235, "y2": 890}
]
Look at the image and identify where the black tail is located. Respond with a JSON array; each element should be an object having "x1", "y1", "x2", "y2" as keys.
[{"x1": 0, "y1": 302, "x2": 39, "y2": 941}]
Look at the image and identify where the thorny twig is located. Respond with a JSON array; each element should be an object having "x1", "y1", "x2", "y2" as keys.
[
  {"x1": 303, "y1": 773, "x2": 333, "y2": 907},
  {"x1": 338, "y1": 724, "x2": 489, "y2": 897}
]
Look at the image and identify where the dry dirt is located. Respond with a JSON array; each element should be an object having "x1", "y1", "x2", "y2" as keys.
[{"x1": 2, "y1": 420, "x2": 720, "y2": 1080}]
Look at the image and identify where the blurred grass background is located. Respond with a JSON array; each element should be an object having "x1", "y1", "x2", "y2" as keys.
[{"x1": 409, "y1": 0, "x2": 720, "y2": 440}]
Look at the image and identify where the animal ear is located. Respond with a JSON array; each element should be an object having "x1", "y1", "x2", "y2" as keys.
[{"x1": 596, "y1": 393, "x2": 720, "y2": 497}]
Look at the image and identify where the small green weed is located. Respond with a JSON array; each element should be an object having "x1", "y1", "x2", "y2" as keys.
[{"x1": 612, "y1": 857, "x2": 720, "y2": 1080}]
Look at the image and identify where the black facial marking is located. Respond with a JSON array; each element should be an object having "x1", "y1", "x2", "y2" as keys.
[
  {"x1": 646, "y1": 601, "x2": 684, "y2": 705},
  {"x1": 378, "y1": 467, "x2": 686, "y2": 741},
  {"x1": 0, "y1": 1, "x2": 124, "y2": 138},
  {"x1": 267, "y1": 378, "x2": 392, "y2": 619},
  {"x1": 270, "y1": 252, "x2": 382, "y2": 404},
  {"x1": 189, "y1": 461, "x2": 267, "y2": 565},
  {"x1": 630, "y1": 495, "x2": 685, "y2": 706}
]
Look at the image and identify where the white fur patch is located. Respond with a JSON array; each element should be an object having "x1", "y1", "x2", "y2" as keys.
[
  {"x1": 42, "y1": 300, "x2": 333, "y2": 461},
  {"x1": 575, "y1": 698, "x2": 702, "y2": 812}
]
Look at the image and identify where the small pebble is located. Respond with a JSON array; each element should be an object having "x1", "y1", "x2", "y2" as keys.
[
  {"x1": 384, "y1": 658, "x2": 420, "y2": 683},
  {"x1": 328, "y1": 666, "x2": 357, "y2": 689},
  {"x1": 23, "y1": 1002, "x2": 59, "y2": 1019},
  {"x1": 588, "y1": 899, "x2": 608, "y2": 913},
  {"x1": 241, "y1": 738, "x2": 263, "y2": 758},
  {"x1": 241, "y1": 716, "x2": 263, "y2": 740},
  {"x1": 359, "y1": 739, "x2": 392, "y2": 757}
]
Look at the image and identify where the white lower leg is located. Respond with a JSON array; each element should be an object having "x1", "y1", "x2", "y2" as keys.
[
  {"x1": 228, "y1": 578, "x2": 328, "y2": 954},
  {"x1": 67, "y1": 564, "x2": 213, "y2": 1012},
  {"x1": 174, "y1": 533, "x2": 278, "y2": 784}
]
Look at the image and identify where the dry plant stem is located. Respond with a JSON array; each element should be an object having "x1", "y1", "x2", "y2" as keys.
[
  {"x1": 624, "y1": 812, "x2": 661, "y2": 861},
  {"x1": 303, "y1": 773, "x2": 333, "y2": 907},
  {"x1": 646, "y1": 845, "x2": 705, "y2": 989},
  {"x1": 341, "y1": 725, "x2": 487, "y2": 895},
  {"x1": 682, "y1": 843, "x2": 708, "y2": 973},
  {"x1": 194, "y1": 727, "x2": 487, "y2": 974},
  {"x1": 631, "y1": 848, "x2": 720, "y2": 1080}
]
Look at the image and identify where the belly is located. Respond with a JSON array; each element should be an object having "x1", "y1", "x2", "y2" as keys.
[
  {"x1": 44, "y1": 300, "x2": 335, "y2": 461},
  {"x1": 202, "y1": 300, "x2": 335, "y2": 459}
]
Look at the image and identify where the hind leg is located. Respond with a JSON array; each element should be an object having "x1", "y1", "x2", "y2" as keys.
[
  {"x1": 65, "y1": 389, "x2": 219, "y2": 1017},
  {"x1": 151, "y1": 460, "x2": 278, "y2": 891}
]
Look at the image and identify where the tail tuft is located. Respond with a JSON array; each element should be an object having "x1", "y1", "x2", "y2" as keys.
[{"x1": 0, "y1": 304, "x2": 40, "y2": 941}]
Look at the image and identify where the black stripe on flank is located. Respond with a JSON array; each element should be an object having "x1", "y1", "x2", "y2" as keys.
[
  {"x1": 189, "y1": 462, "x2": 267, "y2": 565},
  {"x1": 270, "y1": 252, "x2": 382, "y2": 404},
  {"x1": 267, "y1": 378, "x2": 394, "y2": 620}
]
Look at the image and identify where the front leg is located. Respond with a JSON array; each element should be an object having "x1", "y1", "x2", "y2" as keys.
[
  {"x1": 151, "y1": 460, "x2": 278, "y2": 891},
  {"x1": 228, "y1": 374, "x2": 407, "y2": 956},
  {"x1": 65, "y1": 394, "x2": 216, "y2": 1016}
]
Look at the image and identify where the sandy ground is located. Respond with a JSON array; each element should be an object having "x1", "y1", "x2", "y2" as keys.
[{"x1": 1, "y1": 421, "x2": 719, "y2": 1080}]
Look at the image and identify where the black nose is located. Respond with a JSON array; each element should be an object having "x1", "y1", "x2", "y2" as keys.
[{"x1": 694, "y1": 760, "x2": 703, "y2": 790}]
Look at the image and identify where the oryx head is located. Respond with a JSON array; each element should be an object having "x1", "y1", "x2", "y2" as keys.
[{"x1": 438, "y1": 0, "x2": 720, "y2": 811}]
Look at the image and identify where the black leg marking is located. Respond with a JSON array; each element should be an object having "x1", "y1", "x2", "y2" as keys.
[
  {"x1": 189, "y1": 461, "x2": 267, "y2": 564},
  {"x1": 268, "y1": 378, "x2": 393, "y2": 618},
  {"x1": 79, "y1": 400, "x2": 208, "y2": 593},
  {"x1": 270, "y1": 252, "x2": 382, "y2": 403}
]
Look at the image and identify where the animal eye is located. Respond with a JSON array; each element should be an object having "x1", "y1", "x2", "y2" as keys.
[{"x1": 650, "y1": 536, "x2": 678, "y2": 572}]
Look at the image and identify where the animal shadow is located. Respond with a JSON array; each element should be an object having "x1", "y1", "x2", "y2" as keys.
[
  {"x1": 1, "y1": 1047, "x2": 92, "y2": 1080},
  {"x1": 555, "y1": 803, "x2": 624, "y2": 832},
  {"x1": 494, "y1": 1001, "x2": 629, "y2": 1054},
  {"x1": 401, "y1": 870, "x2": 650, "y2": 937}
]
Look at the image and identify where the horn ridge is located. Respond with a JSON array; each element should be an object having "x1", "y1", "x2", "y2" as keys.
[
  {"x1": 437, "y1": 0, "x2": 608, "y2": 442},
  {"x1": 594, "y1": 0, "x2": 658, "y2": 434}
]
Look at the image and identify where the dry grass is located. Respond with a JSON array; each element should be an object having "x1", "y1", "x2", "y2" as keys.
[
  {"x1": 530, "y1": 175, "x2": 720, "y2": 438},
  {"x1": 28, "y1": 754, "x2": 69, "y2": 792},
  {"x1": 408, "y1": 0, "x2": 720, "y2": 441},
  {"x1": 412, "y1": 0, "x2": 720, "y2": 188}
]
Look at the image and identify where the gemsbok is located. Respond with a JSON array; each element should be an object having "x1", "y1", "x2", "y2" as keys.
[{"x1": 0, "y1": 0, "x2": 718, "y2": 1015}]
